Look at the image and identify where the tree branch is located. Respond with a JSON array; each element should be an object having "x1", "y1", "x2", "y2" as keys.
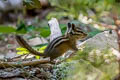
[{"x1": 0, "y1": 59, "x2": 50, "y2": 68}]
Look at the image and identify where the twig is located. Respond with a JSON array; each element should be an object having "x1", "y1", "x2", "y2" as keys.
[
  {"x1": 0, "y1": 59, "x2": 50, "y2": 68},
  {"x1": 8, "y1": 54, "x2": 26, "y2": 61}
]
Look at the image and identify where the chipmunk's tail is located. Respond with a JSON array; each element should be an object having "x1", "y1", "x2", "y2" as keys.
[{"x1": 15, "y1": 35, "x2": 45, "y2": 56}]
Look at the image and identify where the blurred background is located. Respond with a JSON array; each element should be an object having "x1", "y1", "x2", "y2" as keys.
[{"x1": 0, "y1": 0, "x2": 120, "y2": 80}]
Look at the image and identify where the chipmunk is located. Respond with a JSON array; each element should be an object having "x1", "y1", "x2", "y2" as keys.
[{"x1": 15, "y1": 23, "x2": 87, "y2": 61}]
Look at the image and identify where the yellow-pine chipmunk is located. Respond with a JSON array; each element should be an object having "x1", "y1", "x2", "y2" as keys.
[{"x1": 16, "y1": 23, "x2": 87, "y2": 61}]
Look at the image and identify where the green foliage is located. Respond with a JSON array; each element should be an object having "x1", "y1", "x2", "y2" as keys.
[
  {"x1": 59, "y1": 24, "x2": 67, "y2": 34},
  {"x1": 76, "y1": 47, "x2": 115, "y2": 67},
  {"x1": 36, "y1": 27, "x2": 50, "y2": 37},
  {"x1": 52, "y1": 47, "x2": 117, "y2": 80},
  {"x1": 16, "y1": 21, "x2": 35, "y2": 34},
  {"x1": 1, "y1": 19, "x2": 100, "y2": 38},
  {"x1": 48, "y1": 0, "x2": 116, "y2": 19},
  {"x1": 51, "y1": 62, "x2": 74, "y2": 80},
  {"x1": 16, "y1": 45, "x2": 47, "y2": 59},
  {"x1": 0, "y1": 22, "x2": 35, "y2": 34},
  {"x1": 46, "y1": 11, "x2": 70, "y2": 20},
  {"x1": 36, "y1": 24, "x2": 67, "y2": 37},
  {"x1": 0, "y1": 25, "x2": 16, "y2": 33},
  {"x1": 23, "y1": 0, "x2": 41, "y2": 9},
  {"x1": 88, "y1": 30, "x2": 101, "y2": 37},
  {"x1": 65, "y1": 60, "x2": 113, "y2": 80},
  {"x1": 16, "y1": 21, "x2": 27, "y2": 34},
  {"x1": 16, "y1": 47, "x2": 29, "y2": 55}
]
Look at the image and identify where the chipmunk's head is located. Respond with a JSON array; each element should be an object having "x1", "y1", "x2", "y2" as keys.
[{"x1": 67, "y1": 23, "x2": 87, "y2": 40}]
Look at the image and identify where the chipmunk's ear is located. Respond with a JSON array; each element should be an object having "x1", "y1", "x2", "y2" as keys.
[
  {"x1": 71, "y1": 23, "x2": 76, "y2": 31},
  {"x1": 66, "y1": 22, "x2": 72, "y2": 34},
  {"x1": 67, "y1": 22, "x2": 71, "y2": 28}
]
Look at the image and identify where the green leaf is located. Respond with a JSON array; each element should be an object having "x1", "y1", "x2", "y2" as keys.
[
  {"x1": 16, "y1": 21, "x2": 27, "y2": 34},
  {"x1": 16, "y1": 47, "x2": 29, "y2": 55},
  {"x1": 0, "y1": 25, "x2": 16, "y2": 33},
  {"x1": 37, "y1": 24, "x2": 67, "y2": 37},
  {"x1": 16, "y1": 21, "x2": 35, "y2": 34},
  {"x1": 24, "y1": 0, "x2": 41, "y2": 9},
  {"x1": 17, "y1": 51, "x2": 29, "y2": 55},
  {"x1": 16, "y1": 29, "x2": 27, "y2": 34},
  {"x1": 35, "y1": 56, "x2": 40, "y2": 59},
  {"x1": 26, "y1": 25, "x2": 35, "y2": 32},
  {"x1": 37, "y1": 27, "x2": 50, "y2": 37},
  {"x1": 88, "y1": 30, "x2": 101, "y2": 37},
  {"x1": 16, "y1": 47, "x2": 28, "y2": 51},
  {"x1": 16, "y1": 21, "x2": 26, "y2": 31},
  {"x1": 59, "y1": 24, "x2": 67, "y2": 34},
  {"x1": 16, "y1": 45, "x2": 47, "y2": 59},
  {"x1": 35, "y1": 43, "x2": 48, "y2": 48}
]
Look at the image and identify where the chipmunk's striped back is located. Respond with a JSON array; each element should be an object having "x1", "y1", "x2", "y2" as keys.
[{"x1": 44, "y1": 35, "x2": 69, "y2": 54}]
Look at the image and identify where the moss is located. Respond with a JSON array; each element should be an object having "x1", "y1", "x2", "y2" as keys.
[{"x1": 51, "y1": 46, "x2": 118, "y2": 80}]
